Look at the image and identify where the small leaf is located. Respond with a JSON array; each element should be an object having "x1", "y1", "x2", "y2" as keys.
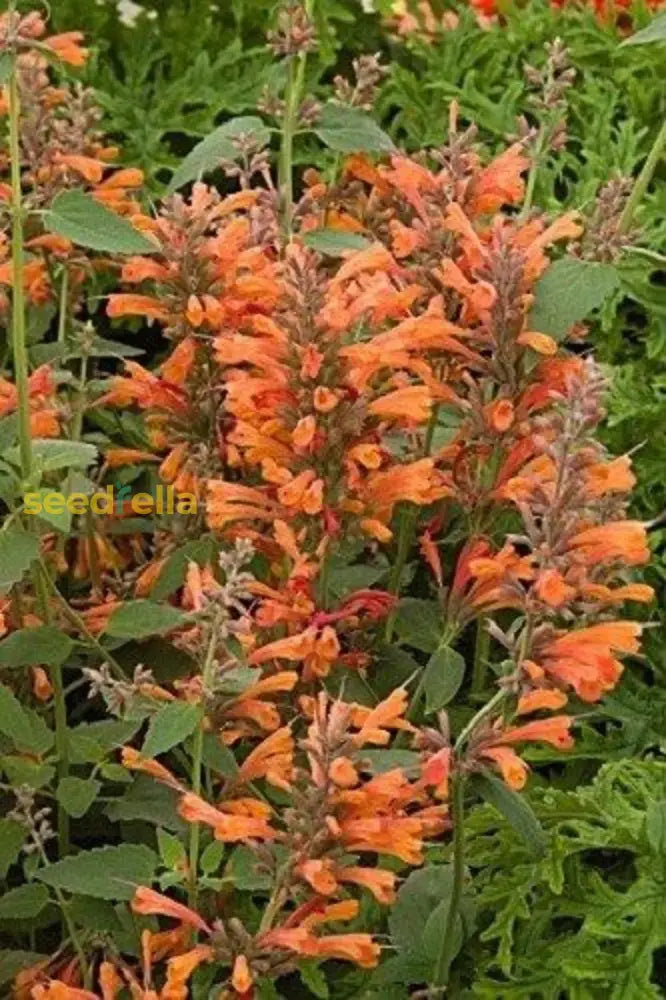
[
  {"x1": 471, "y1": 771, "x2": 547, "y2": 858},
  {"x1": 151, "y1": 536, "x2": 218, "y2": 600},
  {"x1": 315, "y1": 102, "x2": 395, "y2": 154},
  {"x1": 36, "y1": 844, "x2": 158, "y2": 900},
  {"x1": 45, "y1": 190, "x2": 157, "y2": 254},
  {"x1": 424, "y1": 646, "x2": 466, "y2": 713},
  {"x1": 302, "y1": 229, "x2": 371, "y2": 255},
  {"x1": 106, "y1": 601, "x2": 186, "y2": 639},
  {"x1": 0, "y1": 626, "x2": 73, "y2": 668},
  {"x1": 200, "y1": 841, "x2": 226, "y2": 875},
  {"x1": 26, "y1": 489, "x2": 72, "y2": 532},
  {"x1": 168, "y1": 116, "x2": 270, "y2": 192},
  {"x1": 645, "y1": 800, "x2": 666, "y2": 855},
  {"x1": 157, "y1": 829, "x2": 187, "y2": 870},
  {"x1": 0, "y1": 685, "x2": 54, "y2": 754},
  {"x1": 0, "y1": 884, "x2": 50, "y2": 920},
  {"x1": 389, "y1": 865, "x2": 456, "y2": 963},
  {"x1": 56, "y1": 777, "x2": 102, "y2": 818},
  {"x1": 621, "y1": 13, "x2": 666, "y2": 46},
  {"x1": 0, "y1": 531, "x2": 39, "y2": 591},
  {"x1": 142, "y1": 702, "x2": 202, "y2": 758},
  {"x1": 0, "y1": 820, "x2": 26, "y2": 878},
  {"x1": 529, "y1": 258, "x2": 619, "y2": 340},
  {"x1": 393, "y1": 598, "x2": 444, "y2": 652},
  {"x1": 0, "y1": 757, "x2": 55, "y2": 789},
  {"x1": 105, "y1": 775, "x2": 186, "y2": 832}
]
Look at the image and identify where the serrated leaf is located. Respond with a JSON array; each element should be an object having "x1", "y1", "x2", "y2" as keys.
[
  {"x1": 356, "y1": 749, "x2": 421, "y2": 775},
  {"x1": 471, "y1": 771, "x2": 547, "y2": 858},
  {"x1": 0, "y1": 884, "x2": 50, "y2": 920},
  {"x1": 0, "y1": 685, "x2": 54, "y2": 754},
  {"x1": 36, "y1": 844, "x2": 158, "y2": 900},
  {"x1": 17, "y1": 439, "x2": 98, "y2": 472},
  {"x1": 0, "y1": 820, "x2": 26, "y2": 878},
  {"x1": 0, "y1": 531, "x2": 39, "y2": 590},
  {"x1": 315, "y1": 102, "x2": 395, "y2": 153},
  {"x1": 0, "y1": 757, "x2": 55, "y2": 789},
  {"x1": 529, "y1": 258, "x2": 619, "y2": 340},
  {"x1": 226, "y1": 845, "x2": 273, "y2": 891},
  {"x1": 168, "y1": 116, "x2": 269, "y2": 192},
  {"x1": 393, "y1": 598, "x2": 444, "y2": 652},
  {"x1": 621, "y1": 13, "x2": 666, "y2": 46},
  {"x1": 302, "y1": 229, "x2": 370, "y2": 255},
  {"x1": 142, "y1": 701, "x2": 202, "y2": 758},
  {"x1": 389, "y1": 865, "x2": 455, "y2": 961},
  {"x1": 105, "y1": 600, "x2": 186, "y2": 639},
  {"x1": 0, "y1": 626, "x2": 73, "y2": 668},
  {"x1": 27, "y1": 489, "x2": 72, "y2": 532},
  {"x1": 45, "y1": 190, "x2": 157, "y2": 254},
  {"x1": 56, "y1": 777, "x2": 102, "y2": 818},
  {"x1": 424, "y1": 646, "x2": 466, "y2": 713},
  {"x1": 106, "y1": 775, "x2": 185, "y2": 832},
  {"x1": 151, "y1": 537, "x2": 218, "y2": 600}
]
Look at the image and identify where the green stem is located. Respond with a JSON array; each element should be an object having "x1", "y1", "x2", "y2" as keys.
[
  {"x1": 618, "y1": 118, "x2": 666, "y2": 235},
  {"x1": 454, "y1": 687, "x2": 506, "y2": 754},
  {"x1": 520, "y1": 128, "x2": 547, "y2": 221},
  {"x1": 188, "y1": 623, "x2": 219, "y2": 909},
  {"x1": 36, "y1": 840, "x2": 89, "y2": 985},
  {"x1": 471, "y1": 619, "x2": 490, "y2": 695},
  {"x1": 432, "y1": 772, "x2": 466, "y2": 988},
  {"x1": 57, "y1": 267, "x2": 69, "y2": 344},
  {"x1": 8, "y1": 57, "x2": 32, "y2": 481},
  {"x1": 278, "y1": 0, "x2": 315, "y2": 240}
]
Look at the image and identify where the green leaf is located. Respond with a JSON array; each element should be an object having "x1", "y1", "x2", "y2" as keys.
[
  {"x1": 471, "y1": 771, "x2": 547, "y2": 858},
  {"x1": 151, "y1": 536, "x2": 218, "y2": 600},
  {"x1": 389, "y1": 864, "x2": 460, "y2": 969},
  {"x1": 356, "y1": 749, "x2": 421, "y2": 775},
  {"x1": 0, "y1": 820, "x2": 26, "y2": 878},
  {"x1": 0, "y1": 757, "x2": 55, "y2": 789},
  {"x1": 0, "y1": 53, "x2": 14, "y2": 86},
  {"x1": 0, "y1": 626, "x2": 73, "y2": 668},
  {"x1": 56, "y1": 777, "x2": 102, "y2": 818},
  {"x1": 200, "y1": 840, "x2": 226, "y2": 875},
  {"x1": 36, "y1": 844, "x2": 158, "y2": 900},
  {"x1": 106, "y1": 600, "x2": 186, "y2": 639},
  {"x1": 45, "y1": 190, "x2": 157, "y2": 254},
  {"x1": 393, "y1": 598, "x2": 444, "y2": 652},
  {"x1": 302, "y1": 229, "x2": 371, "y2": 255},
  {"x1": 315, "y1": 102, "x2": 395, "y2": 153},
  {"x1": 621, "y1": 13, "x2": 666, "y2": 46},
  {"x1": 0, "y1": 531, "x2": 39, "y2": 591},
  {"x1": 226, "y1": 845, "x2": 273, "y2": 891},
  {"x1": 0, "y1": 685, "x2": 54, "y2": 754},
  {"x1": 529, "y1": 258, "x2": 619, "y2": 340},
  {"x1": 26, "y1": 489, "x2": 72, "y2": 532},
  {"x1": 157, "y1": 828, "x2": 187, "y2": 870},
  {"x1": 168, "y1": 116, "x2": 269, "y2": 192},
  {"x1": 142, "y1": 701, "x2": 202, "y2": 758},
  {"x1": 645, "y1": 800, "x2": 666, "y2": 855},
  {"x1": 105, "y1": 775, "x2": 186, "y2": 832},
  {"x1": 0, "y1": 951, "x2": 47, "y2": 986},
  {"x1": 298, "y1": 960, "x2": 329, "y2": 999},
  {"x1": 0, "y1": 884, "x2": 50, "y2": 920},
  {"x1": 423, "y1": 646, "x2": 466, "y2": 713},
  {"x1": 21, "y1": 439, "x2": 98, "y2": 472}
]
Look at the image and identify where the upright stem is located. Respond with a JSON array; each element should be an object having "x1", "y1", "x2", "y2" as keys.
[
  {"x1": 618, "y1": 118, "x2": 666, "y2": 235},
  {"x1": 57, "y1": 268, "x2": 69, "y2": 344},
  {"x1": 8, "y1": 61, "x2": 32, "y2": 480},
  {"x1": 432, "y1": 772, "x2": 466, "y2": 988},
  {"x1": 188, "y1": 623, "x2": 219, "y2": 909},
  {"x1": 278, "y1": 0, "x2": 315, "y2": 240},
  {"x1": 471, "y1": 619, "x2": 490, "y2": 694}
]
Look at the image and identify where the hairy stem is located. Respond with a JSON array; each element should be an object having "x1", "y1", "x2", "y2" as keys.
[
  {"x1": 278, "y1": 0, "x2": 315, "y2": 240},
  {"x1": 618, "y1": 118, "x2": 666, "y2": 235}
]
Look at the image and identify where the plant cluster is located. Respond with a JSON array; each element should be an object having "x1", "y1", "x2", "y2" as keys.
[{"x1": 0, "y1": 2, "x2": 663, "y2": 1000}]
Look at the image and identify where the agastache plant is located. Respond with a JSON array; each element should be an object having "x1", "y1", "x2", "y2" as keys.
[{"x1": 0, "y1": 4, "x2": 655, "y2": 999}]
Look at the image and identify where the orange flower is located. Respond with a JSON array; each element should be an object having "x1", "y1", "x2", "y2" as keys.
[
  {"x1": 121, "y1": 748, "x2": 183, "y2": 790},
  {"x1": 237, "y1": 727, "x2": 295, "y2": 789},
  {"x1": 516, "y1": 688, "x2": 568, "y2": 715},
  {"x1": 298, "y1": 859, "x2": 339, "y2": 895},
  {"x1": 534, "y1": 569, "x2": 576, "y2": 608},
  {"x1": 107, "y1": 294, "x2": 169, "y2": 322},
  {"x1": 30, "y1": 985, "x2": 98, "y2": 1000},
  {"x1": 499, "y1": 715, "x2": 574, "y2": 750},
  {"x1": 161, "y1": 946, "x2": 213, "y2": 999},
  {"x1": 314, "y1": 934, "x2": 381, "y2": 968},
  {"x1": 336, "y1": 865, "x2": 397, "y2": 904},
  {"x1": 567, "y1": 521, "x2": 649, "y2": 566},
  {"x1": 131, "y1": 886, "x2": 212, "y2": 935},
  {"x1": 32, "y1": 666, "x2": 53, "y2": 702},
  {"x1": 479, "y1": 745, "x2": 528, "y2": 790},
  {"x1": 231, "y1": 955, "x2": 253, "y2": 995},
  {"x1": 44, "y1": 31, "x2": 88, "y2": 65},
  {"x1": 178, "y1": 793, "x2": 276, "y2": 841}
]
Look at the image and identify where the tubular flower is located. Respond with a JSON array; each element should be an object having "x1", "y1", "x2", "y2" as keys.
[{"x1": 130, "y1": 887, "x2": 212, "y2": 935}]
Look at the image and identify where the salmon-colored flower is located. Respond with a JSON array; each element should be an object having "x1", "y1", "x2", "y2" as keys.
[
  {"x1": 231, "y1": 955, "x2": 253, "y2": 995},
  {"x1": 131, "y1": 887, "x2": 212, "y2": 935}
]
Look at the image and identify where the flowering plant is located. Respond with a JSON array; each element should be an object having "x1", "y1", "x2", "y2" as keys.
[{"x1": 0, "y1": 3, "x2": 659, "y2": 999}]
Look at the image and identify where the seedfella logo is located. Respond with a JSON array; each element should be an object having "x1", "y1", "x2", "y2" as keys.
[{"x1": 24, "y1": 483, "x2": 198, "y2": 518}]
